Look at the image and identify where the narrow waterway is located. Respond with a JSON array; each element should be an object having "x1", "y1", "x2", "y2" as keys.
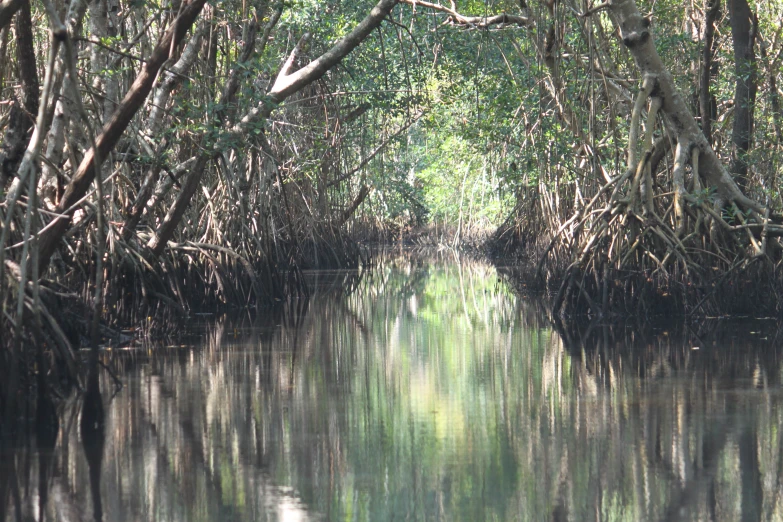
[{"x1": 3, "y1": 252, "x2": 783, "y2": 521}]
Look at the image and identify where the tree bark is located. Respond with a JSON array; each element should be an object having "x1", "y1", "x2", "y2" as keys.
[
  {"x1": 36, "y1": 0, "x2": 208, "y2": 268},
  {"x1": 146, "y1": 12, "x2": 261, "y2": 256},
  {"x1": 118, "y1": 22, "x2": 206, "y2": 239},
  {"x1": 759, "y1": 35, "x2": 782, "y2": 145},
  {"x1": 268, "y1": 0, "x2": 400, "y2": 103},
  {"x1": 338, "y1": 185, "x2": 372, "y2": 227},
  {"x1": 41, "y1": 0, "x2": 90, "y2": 208},
  {"x1": 728, "y1": 0, "x2": 757, "y2": 192},
  {"x1": 88, "y1": 0, "x2": 110, "y2": 123}
]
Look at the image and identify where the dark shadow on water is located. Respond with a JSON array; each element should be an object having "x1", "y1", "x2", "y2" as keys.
[
  {"x1": 35, "y1": 392, "x2": 58, "y2": 522},
  {"x1": 81, "y1": 360, "x2": 105, "y2": 522}
]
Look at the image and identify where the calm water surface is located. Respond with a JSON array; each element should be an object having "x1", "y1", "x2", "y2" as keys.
[{"x1": 3, "y1": 253, "x2": 783, "y2": 521}]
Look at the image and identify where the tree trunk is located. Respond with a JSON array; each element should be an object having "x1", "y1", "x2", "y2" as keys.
[
  {"x1": 0, "y1": 0, "x2": 22, "y2": 32},
  {"x1": 88, "y1": 0, "x2": 112, "y2": 124},
  {"x1": 609, "y1": 0, "x2": 760, "y2": 213},
  {"x1": 699, "y1": 0, "x2": 720, "y2": 145},
  {"x1": 146, "y1": 13, "x2": 261, "y2": 256},
  {"x1": 339, "y1": 185, "x2": 372, "y2": 227},
  {"x1": 146, "y1": 20, "x2": 205, "y2": 135},
  {"x1": 728, "y1": 0, "x2": 757, "y2": 192},
  {"x1": 41, "y1": 0, "x2": 90, "y2": 208},
  {"x1": 758, "y1": 36, "x2": 782, "y2": 145}
]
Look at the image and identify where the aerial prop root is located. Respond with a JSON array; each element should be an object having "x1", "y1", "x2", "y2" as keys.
[{"x1": 543, "y1": 76, "x2": 783, "y2": 316}]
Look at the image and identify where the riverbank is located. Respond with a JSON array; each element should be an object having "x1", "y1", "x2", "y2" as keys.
[{"x1": 487, "y1": 216, "x2": 783, "y2": 320}]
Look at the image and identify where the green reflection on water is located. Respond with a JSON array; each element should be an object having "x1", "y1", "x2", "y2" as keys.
[{"x1": 4, "y1": 253, "x2": 783, "y2": 522}]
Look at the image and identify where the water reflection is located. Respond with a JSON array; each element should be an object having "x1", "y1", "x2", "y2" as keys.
[{"x1": 2, "y1": 252, "x2": 783, "y2": 521}]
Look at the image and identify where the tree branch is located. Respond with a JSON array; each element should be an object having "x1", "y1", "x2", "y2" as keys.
[
  {"x1": 268, "y1": 0, "x2": 399, "y2": 102},
  {"x1": 399, "y1": 0, "x2": 531, "y2": 28}
]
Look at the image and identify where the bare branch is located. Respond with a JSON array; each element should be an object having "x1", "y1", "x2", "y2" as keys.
[{"x1": 399, "y1": 0, "x2": 531, "y2": 28}]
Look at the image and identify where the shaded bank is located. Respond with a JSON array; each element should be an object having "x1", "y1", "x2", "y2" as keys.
[
  {"x1": 493, "y1": 248, "x2": 783, "y2": 319},
  {"x1": 0, "y1": 231, "x2": 365, "y2": 430}
]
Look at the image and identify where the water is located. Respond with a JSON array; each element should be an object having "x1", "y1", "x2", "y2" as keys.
[{"x1": 2, "y1": 252, "x2": 783, "y2": 521}]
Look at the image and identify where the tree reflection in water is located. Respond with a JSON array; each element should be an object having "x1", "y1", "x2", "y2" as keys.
[{"x1": 1, "y1": 251, "x2": 783, "y2": 521}]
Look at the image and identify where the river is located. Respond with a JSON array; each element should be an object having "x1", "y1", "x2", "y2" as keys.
[{"x1": 2, "y1": 251, "x2": 783, "y2": 521}]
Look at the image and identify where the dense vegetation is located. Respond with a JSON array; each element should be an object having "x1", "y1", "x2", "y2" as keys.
[{"x1": 1, "y1": 0, "x2": 782, "y2": 415}]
